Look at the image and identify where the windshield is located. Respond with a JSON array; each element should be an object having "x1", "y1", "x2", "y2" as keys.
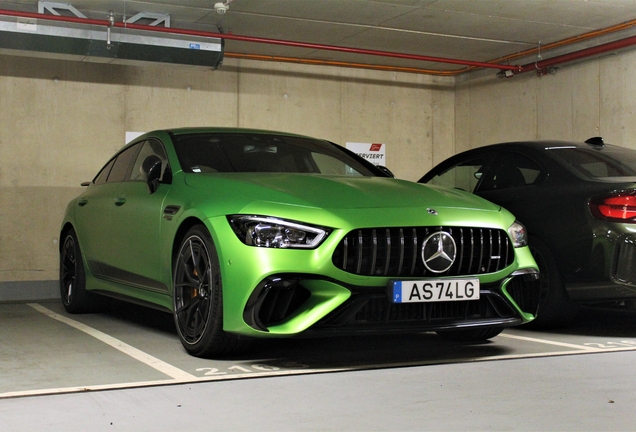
[
  {"x1": 172, "y1": 132, "x2": 378, "y2": 176},
  {"x1": 548, "y1": 145, "x2": 636, "y2": 178}
]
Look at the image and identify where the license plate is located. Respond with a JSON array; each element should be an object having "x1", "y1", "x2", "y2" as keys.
[{"x1": 390, "y1": 279, "x2": 480, "y2": 303}]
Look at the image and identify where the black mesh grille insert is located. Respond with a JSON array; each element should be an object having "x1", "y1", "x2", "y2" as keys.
[
  {"x1": 332, "y1": 226, "x2": 514, "y2": 277},
  {"x1": 613, "y1": 237, "x2": 636, "y2": 284},
  {"x1": 354, "y1": 296, "x2": 499, "y2": 323},
  {"x1": 505, "y1": 274, "x2": 541, "y2": 315},
  {"x1": 315, "y1": 289, "x2": 518, "y2": 329}
]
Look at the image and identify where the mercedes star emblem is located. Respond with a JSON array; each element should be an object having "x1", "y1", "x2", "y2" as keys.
[{"x1": 421, "y1": 231, "x2": 457, "y2": 273}]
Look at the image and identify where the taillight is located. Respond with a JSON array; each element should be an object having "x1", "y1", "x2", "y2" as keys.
[{"x1": 590, "y1": 193, "x2": 636, "y2": 221}]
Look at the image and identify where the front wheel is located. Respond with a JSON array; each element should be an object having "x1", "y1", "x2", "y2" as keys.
[
  {"x1": 436, "y1": 326, "x2": 503, "y2": 342},
  {"x1": 173, "y1": 225, "x2": 247, "y2": 357},
  {"x1": 526, "y1": 237, "x2": 579, "y2": 328}
]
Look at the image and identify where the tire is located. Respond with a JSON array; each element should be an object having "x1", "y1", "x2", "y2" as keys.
[
  {"x1": 59, "y1": 228, "x2": 97, "y2": 313},
  {"x1": 173, "y1": 225, "x2": 247, "y2": 357},
  {"x1": 525, "y1": 237, "x2": 579, "y2": 328},
  {"x1": 436, "y1": 326, "x2": 503, "y2": 342}
]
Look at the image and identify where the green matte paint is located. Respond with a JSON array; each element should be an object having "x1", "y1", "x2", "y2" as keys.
[{"x1": 62, "y1": 128, "x2": 539, "y2": 338}]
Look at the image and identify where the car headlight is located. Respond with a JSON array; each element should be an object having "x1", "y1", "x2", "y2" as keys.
[
  {"x1": 508, "y1": 220, "x2": 528, "y2": 248},
  {"x1": 228, "y1": 215, "x2": 330, "y2": 249}
]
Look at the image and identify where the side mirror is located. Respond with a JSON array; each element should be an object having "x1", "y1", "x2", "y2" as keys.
[
  {"x1": 376, "y1": 165, "x2": 395, "y2": 178},
  {"x1": 141, "y1": 155, "x2": 162, "y2": 194}
]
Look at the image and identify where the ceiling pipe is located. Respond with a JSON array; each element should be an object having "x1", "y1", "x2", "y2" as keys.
[
  {"x1": 513, "y1": 34, "x2": 636, "y2": 76},
  {"x1": 223, "y1": 52, "x2": 464, "y2": 76},
  {"x1": 0, "y1": 8, "x2": 519, "y2": 72},
  {"x1": 2, "y1": 8, "x2": 636, "y2": 77},
  {"x1": 457, "y1": 18, "x2": 636, "y2": 76}
]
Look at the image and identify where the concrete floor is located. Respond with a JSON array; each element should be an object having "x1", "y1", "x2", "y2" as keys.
[{"x1": 1, "y1": 299, "x2": 636, "y2": 431}]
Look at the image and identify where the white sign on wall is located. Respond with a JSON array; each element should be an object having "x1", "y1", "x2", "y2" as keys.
[
  {"x1": 346, "y1": 142, "x2": 386, "y2": 166},
  {"x1": 126, "y1": 131, "x2": 146, "y2": 143}
]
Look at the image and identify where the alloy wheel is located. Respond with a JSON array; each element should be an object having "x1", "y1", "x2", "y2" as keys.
[
  {"x1": 174, "y1": 234, "x2": 213, "y2": 345},
  {"x1": 60, "y1": 234, "x2": 77, "y2": 305}
]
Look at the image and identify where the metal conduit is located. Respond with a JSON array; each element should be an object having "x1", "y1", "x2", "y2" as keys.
[
  {"x1": 516, "y1": 34, "x2": 636, "y2": 75},
  {"x1": 1, "y1": 8, "x2": 636, "y2": 76},
  {"x1": 0, "y1": 8, "x2": 517, "y2": 71}
]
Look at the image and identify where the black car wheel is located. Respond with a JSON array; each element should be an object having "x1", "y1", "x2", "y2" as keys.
[
  {"x1": 60, "y1": 228, "x2": 96, "y2": 313},
  {"x1": 173, "y1": 225, "x2": 246, "y2": 357},
  {"x1": 527, "y1": 237, "x2": 579, "y2": 328},
  {"x1": 436, "y1": 327, "x2": 503, "y2": 342}
]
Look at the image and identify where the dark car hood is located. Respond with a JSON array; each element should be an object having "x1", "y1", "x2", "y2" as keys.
[{"x1": 184, "y1": 173, "x2": 501, "y2": 212}]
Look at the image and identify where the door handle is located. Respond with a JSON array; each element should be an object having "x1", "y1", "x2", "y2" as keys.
[
  {"x1": 114, "y1": 197, "x2": 126, "y2": 206},
  {"x1": 78, "y1": 198, "x2": 88, "y2": 207}
]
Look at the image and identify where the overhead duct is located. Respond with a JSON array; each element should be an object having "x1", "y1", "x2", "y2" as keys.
[
  {"x1": 0, "y1": 2, "x2": 516, "y2": 74},
  {"x1": 0, "y1": 4, "x2": 223, "y2": 68},
  {"x1": 1, "y1": 2, "x2": 635, "y2": 76}
]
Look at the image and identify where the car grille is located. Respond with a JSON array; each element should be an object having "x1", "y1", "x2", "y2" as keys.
[
  {"x1": 332, "y1": 226, "x2": 514, "y2": 277},
  {"x1": 353, "y1": 295, "x2": 494, "y2": 322},
  {"x1": 314, "y1": 284, "x2": 520, "y2": 330}
]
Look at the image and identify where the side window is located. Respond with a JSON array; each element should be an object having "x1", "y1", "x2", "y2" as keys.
[
  {"x1": 580, "y1": 162, "x2": 609, "y2": 177},
  {"x1": 106, "y1": 144, "x2": 141, "y2": 183},
  {"x1": 129, "y1": 140, "x2": 169, "y2": 181},
  {"x1": 477, "y1": 152, "x2": 545, "y2": 192},
  {"x1": 313, "y1": 151, "x2": 372, "y2": 176},
  {"x1": 312, "y1": 152, "x2": 363, "y2": 176},
  {"x1": 428, "y1": 155, "x2": 493, "y2": 193},
  {"x1": 94, "y1": 159, "x2": 115, "y2": 185}
]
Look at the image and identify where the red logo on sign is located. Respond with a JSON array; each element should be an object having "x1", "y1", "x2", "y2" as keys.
[{"x1": 369, "y1": 143, "x2": 382, "y2": 152}]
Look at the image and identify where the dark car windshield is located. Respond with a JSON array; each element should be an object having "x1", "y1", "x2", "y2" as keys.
[
  {"x1": 171, "y1": 132, "x2": 379, "y2": 176},
  {"x1": 547, "y1": 145, "x2": 636, "y2": 178}
]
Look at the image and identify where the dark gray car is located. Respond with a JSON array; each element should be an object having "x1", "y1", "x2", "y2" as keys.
[{"x1": 420, "y1": 138, "x2": 636, "y2": 327}]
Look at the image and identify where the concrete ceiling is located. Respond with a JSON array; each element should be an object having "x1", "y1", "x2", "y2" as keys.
[{"x1": 3, "y1": 0, "x2": 636, "y2": 74}]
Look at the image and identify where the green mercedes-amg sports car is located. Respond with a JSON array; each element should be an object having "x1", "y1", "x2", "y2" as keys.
[{"x1": 60, "y1": 128, "x2": 540, "y2": 357}]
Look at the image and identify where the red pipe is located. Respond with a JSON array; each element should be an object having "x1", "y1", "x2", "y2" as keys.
[
  {"x1": 3, "y1": 8, "x2": 636, "y2": 76},
  {"x1": 0, "y1": 8, "x2": 519, "y2": 71},
  {"x1": 516, "y1": 34, "x2": 636, "y2": 75}
]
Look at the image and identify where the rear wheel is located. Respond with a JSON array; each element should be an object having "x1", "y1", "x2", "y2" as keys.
[
  {"x1": 173, "y1": 225, "x2": 247, "y2": 357},
  {"x1": 59, "y1": 228, "x2": 96, "y2": 313},
  {"x1": 526, "y1": 237, "x2": 579, "y2": 328},
  {"x1": 436, "y1": 326, "x2": 503, "y2": 342}
]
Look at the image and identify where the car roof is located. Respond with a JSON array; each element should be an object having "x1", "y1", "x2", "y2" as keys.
[
  {"x1": 470, "y1": 138, "x2": 609, "y2": 153},
  {"x1": 421, "y1": 137, "x2": 636, "y2": 183},
  {"x1": 164, "y1": 127, "x2": 317, "y2": 140}
]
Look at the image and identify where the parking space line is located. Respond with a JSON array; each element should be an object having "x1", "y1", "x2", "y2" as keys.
[
  {"x1": 28, "y1": 303, "x2": 195, "y2": 381},
  {"x1": 499, "y1": 332, "x2": 605, "y2": 351}
]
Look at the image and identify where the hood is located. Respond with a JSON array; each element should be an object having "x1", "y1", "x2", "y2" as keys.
[{"x1": 184, "y1": 173, "x2": 501, "y2": 212}]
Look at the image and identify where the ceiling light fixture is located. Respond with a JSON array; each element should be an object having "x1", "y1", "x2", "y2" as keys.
[{"x1": 214, "y1": 0, "x2": 235, "y2": 15}]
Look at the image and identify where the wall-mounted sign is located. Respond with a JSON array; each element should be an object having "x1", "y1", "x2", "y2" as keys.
[
  {"x1": 346, "y1": 142, "x2": 386, "y2": 166},
  {"x1": 126, "y1": 131, "x2": 146, "y2": 143}
]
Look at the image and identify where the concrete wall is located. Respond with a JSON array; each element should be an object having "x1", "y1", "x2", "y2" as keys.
[
  {"x1": 4, "y1": 47, "x2": 636, "y2": 298},
  {"x1": 455, "y1": 49, "x2": 636, "y2": 151},
  {"x1": 0, "y1": 55, "x2": 454, "y2": 289}
]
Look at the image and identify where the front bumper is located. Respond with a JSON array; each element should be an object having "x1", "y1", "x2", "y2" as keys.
[
  {"x1": 211, "y1": 215, "x2": 540, "y2": 337},
  {"x1": 567, "y1": 227, "x2": 636, "y2": 301},
  {"x1": 240, "y1": 270, "x2": 540, "y2": 337}
]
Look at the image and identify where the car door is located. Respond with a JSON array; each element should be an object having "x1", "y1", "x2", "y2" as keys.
[
  {"x1": 73, "y1": 144, "x2": 140, "y2": 271},
  {"x1": 422, "y1": 149, "x2": 549, "y2": 234},
  {"x1": 476, "y1": 151, "x2": 591, "y2": 275},
  {"x1": 104, "y1": 139, "x2": 173, "y2": 294},
  {"x1": 449, "y1": 151, "x2": 547, "y2": 234}
]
